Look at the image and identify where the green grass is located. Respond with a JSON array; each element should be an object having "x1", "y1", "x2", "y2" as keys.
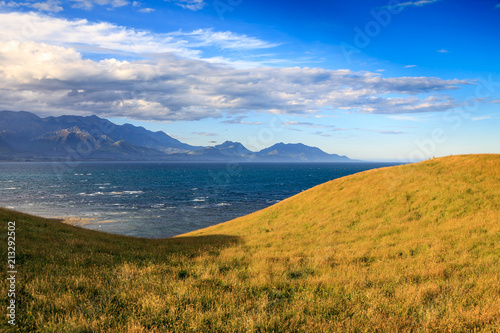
[{"x1": 1, "y1": 154, "x2": 500, "y2": 332}]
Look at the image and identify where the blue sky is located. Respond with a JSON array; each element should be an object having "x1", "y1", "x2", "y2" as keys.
[{"x1": 0, "y1": 0, "x2": 499, "y2": 160}]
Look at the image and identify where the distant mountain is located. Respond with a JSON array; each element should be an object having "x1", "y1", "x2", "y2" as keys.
[
  {"x1": 110, "y1": 123, "x2": 199, "y2": 153},
  {"x1": 92, "y1": 140, "x2": 168, "y2": 160},
  {"x1": 0, "y1": 111, "x2": 355, "y2": 162},
  {"x1": 0, "y1": 131, "x2": 16, "y2": 154},
  {"x1": 184, "y1": 141, "x2": 256, "y2": 161},
  {"x1": 0, "y1": 110, "x2": 200, "y2": 160},
  {"x1": 257, "y1": 142, "x2": 351, "y2": 162},
  {"x1": 215, "y1": 141, "x2": 254, "y2": 157},
  {"x1": 30, "y1": 126, "x2": 113, "y2": 154}
]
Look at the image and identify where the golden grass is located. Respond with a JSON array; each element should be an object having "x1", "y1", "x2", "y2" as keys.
[{"x1": 1, "y1": 154, "x2": 499, "y2": 332}]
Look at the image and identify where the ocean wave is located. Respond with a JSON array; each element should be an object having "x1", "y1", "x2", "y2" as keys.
[
  {"x1": 152, "y1": 203, "x2": 165, "y2": 208},
  {"x1": 122, "y1": 191, "x2": 144, "y2": 195},
  {"x1": 266, "y1": 199, "x2": 281, "y2": 204},
  {"x1": 78, "y1": 190, "x2": 144, "y2": 196}
]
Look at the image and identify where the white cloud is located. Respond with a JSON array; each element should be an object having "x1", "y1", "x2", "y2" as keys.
[
  {"x1": 221, "y1": 116, "x2": 264, "y2": 125},
  {"x1": 0, "y1": 1, "x2": 21, "y2": 8},
  {"x1": 404, "y1": 65, "x2": 417, "y2": 68},
  {"x1": 0, "y1": 0, "x2": 63, "y2": 12},
  {"x1": 69, "y1": 0, "x2": 130, "y2": 10},
  {"x1": 165, "y1": 0, "x2": 205, "y2": 11},
  {"x1": 392, "y1": 0, "x2": 441, "y2": 9},
  {"x1": 437, "y1": 49, "x2": 449, "y2": 53},
  {"x1": 356, "y1": 95, "x2": 459, "y2": 114},
  {"x1": 282, "y1": 121, "x2": 337, "y2": 129},
  {"x1": 377, "y1": 130, "x2": 405, "y2": 134},
  {"x1": 32, "y1": 0, "x2": 63, "y2": 12},
  {"x1": 192, "y1": 132, "x2": 218, "y2": 136},
  {"x1": 315, "y1": 114, "x2": 338, "y2": 118},
  {"x1": 0, "y1": 0, "x2": 133, "y2": 11},
  {"x1": 177, "y1": 29, "x2": 280, "y2": 50},
  {"x1": 472, "y1": 116, "x2": 491, "y2": 121},
  {"x1": 138, "y1": 7, "x2": 154, "y2": 12},
  {"x1": 0, "y1": 13, "x2": 472, "y2": 121},
  {"x1": 0, "y1": 12, "x2": 275, "y2": 60},
  {"x1": 0, "y1": 41, "x2": 469, "y2": 120}
]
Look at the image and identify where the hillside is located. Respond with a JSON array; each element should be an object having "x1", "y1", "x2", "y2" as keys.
[{"x1": 1, "y1": 154, "x2": 499, "y2": 332}]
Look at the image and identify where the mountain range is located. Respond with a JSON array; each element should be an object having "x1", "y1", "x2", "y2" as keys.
[{"x1": 0, "y1": 111, "x2": 353, "y2": 162}]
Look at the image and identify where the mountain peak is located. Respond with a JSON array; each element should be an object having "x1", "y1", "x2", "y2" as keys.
[
  {"x1": 0, "y1": 111, "x2": 353, "y2": 162},
  {"x1": 257, "y1": 142, "x2": 350, "y2": 162}
]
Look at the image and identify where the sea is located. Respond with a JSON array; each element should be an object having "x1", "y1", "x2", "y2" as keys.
[{"x1": 0, "y1": 161, "x2": 399, "y2": 238}]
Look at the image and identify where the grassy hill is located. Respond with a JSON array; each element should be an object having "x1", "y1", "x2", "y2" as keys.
[{"x1": 1, "y1": 154, "x2": 499, "y2": 332}]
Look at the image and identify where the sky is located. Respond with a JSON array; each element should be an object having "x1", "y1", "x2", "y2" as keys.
[{"x1": 0, "y1": 0, "x2": 499, "y2": 161}]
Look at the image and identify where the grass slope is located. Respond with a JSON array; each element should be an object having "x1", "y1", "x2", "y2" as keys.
[{"x1": 1, "y1": 154, "x2": 500, "y2": 332}]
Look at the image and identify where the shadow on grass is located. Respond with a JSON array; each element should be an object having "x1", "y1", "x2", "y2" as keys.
[
  {"x1": 1, "y1": 207, "x2": 243, "y2": 263},
  {"x1": 150, "y1": 234, "x2": 243, "y2": 256}
]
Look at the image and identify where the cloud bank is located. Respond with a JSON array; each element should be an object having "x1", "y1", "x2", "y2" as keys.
[
  {"x1": 0, "y1": 0, "x2": 204, "y2": 12},
  {"x1": 0, "y1": 12, "x2": 471, "y2": 121}
]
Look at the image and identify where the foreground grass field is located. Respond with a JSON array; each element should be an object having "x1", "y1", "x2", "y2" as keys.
[{"x1": 1, "y1": 154, "x2": 500, "y2": 332}]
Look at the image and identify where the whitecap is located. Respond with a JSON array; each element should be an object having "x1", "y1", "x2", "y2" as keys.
[{"x1": 123, "y1": 191, "x2": 143, "y2": 195}]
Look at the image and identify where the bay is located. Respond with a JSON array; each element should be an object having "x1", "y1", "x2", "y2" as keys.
[{"x1": 0, "y1": 161, "x2": 399, "y2": 238}]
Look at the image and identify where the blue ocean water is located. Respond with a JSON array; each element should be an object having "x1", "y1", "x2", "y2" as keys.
[{"x1": 0, "y1": 161, "x2": 399, "y2": 238}]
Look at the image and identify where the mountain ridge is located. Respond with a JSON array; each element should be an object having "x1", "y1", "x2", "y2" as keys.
[{"x1": 0, "y1": 110, "x2": 354, "y2": 162}]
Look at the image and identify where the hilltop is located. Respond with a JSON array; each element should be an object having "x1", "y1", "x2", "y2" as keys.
[
  {"x1": 1, "y1": 154, "x2": 499, "y2": 332},
  {"x1": 185, "y1": 154, "x2": 500, "y2": 250}
]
